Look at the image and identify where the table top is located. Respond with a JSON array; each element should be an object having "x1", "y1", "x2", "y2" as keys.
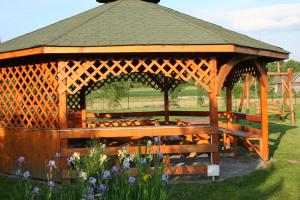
[
  {"x1": 177, "y1": 117, "x2": 209, "y2": 125},
  {"x1": 86, "y1": 117, "x2": 159, "y2": 128}
]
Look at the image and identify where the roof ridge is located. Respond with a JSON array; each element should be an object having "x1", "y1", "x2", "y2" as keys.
[
  {"x1": 146, "y1": 3, "x2": 230, "y2": 44},
  {"x1": 48, "y1": 1, "x2": 122, "y2": 45}
]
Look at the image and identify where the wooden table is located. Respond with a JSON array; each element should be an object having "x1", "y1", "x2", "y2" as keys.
[
  {"x1": 86, "y1": 118, "x2": 159, "y2": 128},
  {"x1": 176, "y1": 117, "x2": 209, "y2": 126},
  {"x1": 176, "y1": 117, "x2": 210, "y2": 144}
]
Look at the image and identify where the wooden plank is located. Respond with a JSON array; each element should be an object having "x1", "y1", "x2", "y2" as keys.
[
  {"x1": 0, "y1": 45, "x2": 288, "y2": 61},
  {"x1": 169, "y1": 111, "x2": 210, "y2": 117},
  {"x1": 168, "y1": 166, "x2": 207, "y2": 175},
  {"x1": 61, "y1": 144, "x2": 218, "y2": 158},
  {"x1": 43, "y1": 45, "x2": 237, "y2": 54},
  {"x1": 234, "y1": 46, "x2": 288, "y2": 59},
  {"x1": 0, "y1": 128, "x2": 60, "y2": 180},
  {"x1": 218, "y1": 122, "x2": 261, "y2": 137},
  {"x1": 87, "y1": 111, "x2": 223, "y2": 119},
  {"x1": 59, "y1": 125, "x2": 218, "y2": 139},
  {"x1": 268, "y1": 72, "x2": 289, "y2": 76},
  {"x1": 177, "y1": 117, "x2": 209, "y2": 125},
  {"x1": 232, "y1": 112, "x2": 261, "y2": 122},
  {"x1": 0, "y1": 47, "x2": 44, "y2": 60},
  {"x1": 87, "y1": 111, "x2": 165, "y2": 119}
]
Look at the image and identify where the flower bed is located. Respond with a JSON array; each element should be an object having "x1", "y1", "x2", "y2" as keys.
[{"x1": 11, "y1": 141, "x2": 169, "y2": 200}]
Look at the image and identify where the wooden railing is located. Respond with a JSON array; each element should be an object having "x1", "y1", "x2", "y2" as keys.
[
  {"x1": 86, "y1": 111, "x2": 228, "y2": 120},
  {"x1": 59, "y1": 125, "x2": 219, "y2": 179}
]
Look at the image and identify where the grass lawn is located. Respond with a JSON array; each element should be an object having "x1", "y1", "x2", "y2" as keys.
[
  {"x1": 1, "y1": 107, "x2": 299, "y2": 200},
  {"x1": 169, "y1": 105, "x2": 300, "y2": 200}
]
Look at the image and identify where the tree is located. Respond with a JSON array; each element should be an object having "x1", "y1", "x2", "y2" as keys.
[
  {"x1": 170, "y1": 84, "x2": 183, "y2": 107},
  {"x1": 103, "y1": 80, "x2": 131, "y2": 109},
  {"x1": 197, "y1": 86, "x2": 206, "y2": 106}
]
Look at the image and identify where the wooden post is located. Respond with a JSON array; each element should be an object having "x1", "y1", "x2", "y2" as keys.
[
  {"x1": 239, "y1": 73, "x2": 249, "y2": 113},
  {"x1": 58, "y1": 61, "x2": 69, "y2": 182},
  {"x1": 259, "y1": 64, "x2": 269, "y2": 161},
  {"x1": 164, "y1": 76, "x2": 170, "y2": 123},
  {"x1": 209, "y1": 58, "x2": 219, "y2": 165},
  {"x1": 288, "y1": 69, "x2": 295, "y2": 124},
  {"x1": 58, "y1": 64, "x2": 68, "y2": 129},
  {"x1": 225, "y1": 86, "x2": 233, "y2": 149},
  {"x1": 245, "y1": 74, "x2": 250, "y2": 114},
  {"x1": 226, "y1": 87, "x2": 233, "y2": 130},
  {"x1": 80, "y1": 88, "x2": 87, "y2": 128}
]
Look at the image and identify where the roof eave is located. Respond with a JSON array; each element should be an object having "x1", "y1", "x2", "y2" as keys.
[{"x1": 0, "y1": 44, "x2": 289, "y2": 61}]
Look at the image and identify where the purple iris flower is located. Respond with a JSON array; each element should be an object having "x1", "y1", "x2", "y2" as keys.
[{"x1": 129, "y1": 176, "x2": 136, "y2": 186}]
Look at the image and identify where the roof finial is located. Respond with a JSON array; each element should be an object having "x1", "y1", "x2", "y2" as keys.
[{"x1": 97, "y1": 0, "x2": 160, "y2": 3}]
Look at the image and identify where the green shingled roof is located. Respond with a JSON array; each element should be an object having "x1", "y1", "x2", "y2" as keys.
[{"x1": 0, "y1": 0, "x2": 288, "y2": 54}]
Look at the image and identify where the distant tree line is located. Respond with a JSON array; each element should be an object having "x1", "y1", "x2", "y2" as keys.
[{"x1": 267, "y1": 59, "x2": 300, "y2": 72}]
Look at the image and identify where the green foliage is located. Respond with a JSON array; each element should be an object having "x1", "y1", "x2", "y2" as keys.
[
  {"x1": 170, "y1": 85, "x2": 183, "y2": 107},
  {"x1": 103, "y1": 80, "x2": 131, "y2": 109},
  {"x1": 197, "y1": 86, "x2": 206, "y2": 106},
  {"x1": 267, "y1": 59, "x2": 300, "y2": 72},
  {"x1": 232, "y1": 82, "x2": 244, "y2": 99}
]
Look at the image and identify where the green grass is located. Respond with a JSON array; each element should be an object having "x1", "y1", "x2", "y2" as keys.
[
  {"x1": 169, "y1": 105, "x2": 300, "y2": 200},
  {"x1": 0, "y1": 106, "x2": 299, "y2": 200}
]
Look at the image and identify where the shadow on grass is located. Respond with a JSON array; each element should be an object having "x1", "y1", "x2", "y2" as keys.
[
  {"x1": 268, "y1": 119, "x2": 298, "y2": 158},
  {"x1": 168, "y1": 165, "x2": 283, "y2": 200}
]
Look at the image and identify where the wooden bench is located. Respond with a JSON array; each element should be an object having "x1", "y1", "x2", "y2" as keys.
[
  {"x1": 218, "y1": 127, "x2": 261, "y2": 139},
  {"x1": 218, "y1": 123, "x2": 262, "y2": 156}
]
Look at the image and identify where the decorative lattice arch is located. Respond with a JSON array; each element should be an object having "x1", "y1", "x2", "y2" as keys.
[
  {"x1": 67, "y1": 72, "x2": 184, "y2": 110},
  {"x1": 223, "y1": 63, "x2": 258, "y2": 88},
  {"x1": 58, "y1": 56, "x2": 214, "y2": 95}
]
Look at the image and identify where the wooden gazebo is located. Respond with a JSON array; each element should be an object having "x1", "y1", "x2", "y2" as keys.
[{"x1": 0, "y1": 0, "x2": 288, "y2": 180}]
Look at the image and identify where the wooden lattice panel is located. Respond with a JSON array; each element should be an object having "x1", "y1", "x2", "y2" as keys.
[
  {"x1": 58, "y1": 57, "x2": 213, "y2": 95},
  {"x1": 67, "y1": 91, "x2": 82, "y2": 110},
  {"x1": 224, "y1": 64, "x2": 257, "y2": 88},
  {"x1": 0, "y1": 62, "x2": 59, "y2": 128}
]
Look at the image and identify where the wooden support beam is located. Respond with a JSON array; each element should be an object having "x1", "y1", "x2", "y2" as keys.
[
  {"x1": 164, "y1": 76, "x2": 170, "y2": 123},
  {"x1": 225, "y1": 87, "x2": 233, "y2": 149},
  {"x1": 58, "y1": 62, "x2": 68, "y2": 129},
  {"x1": 209, "y1": 58, "x2": 219, "y2": 165},
  {"x1": 0, "y1": 45, "x2": 289, "y2": 61},
  {"x1": 259, "y1": 64, "x2": 269, "y2": 161},
  {"x1": 245, "y1": 74, "x2": 250, "y2": 114},
  {"x1": 80, "y1": 88, "x2": 87, "y2": 128}
]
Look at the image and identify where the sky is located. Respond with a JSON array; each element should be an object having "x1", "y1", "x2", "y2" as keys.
[{"x1": 0, "y1": 0, "x2": 299, "y2": 60}]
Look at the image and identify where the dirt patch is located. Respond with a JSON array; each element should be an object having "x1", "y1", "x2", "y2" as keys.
[{"x1": 288, "y1": 159, "x2": 300, "y2": 164}]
